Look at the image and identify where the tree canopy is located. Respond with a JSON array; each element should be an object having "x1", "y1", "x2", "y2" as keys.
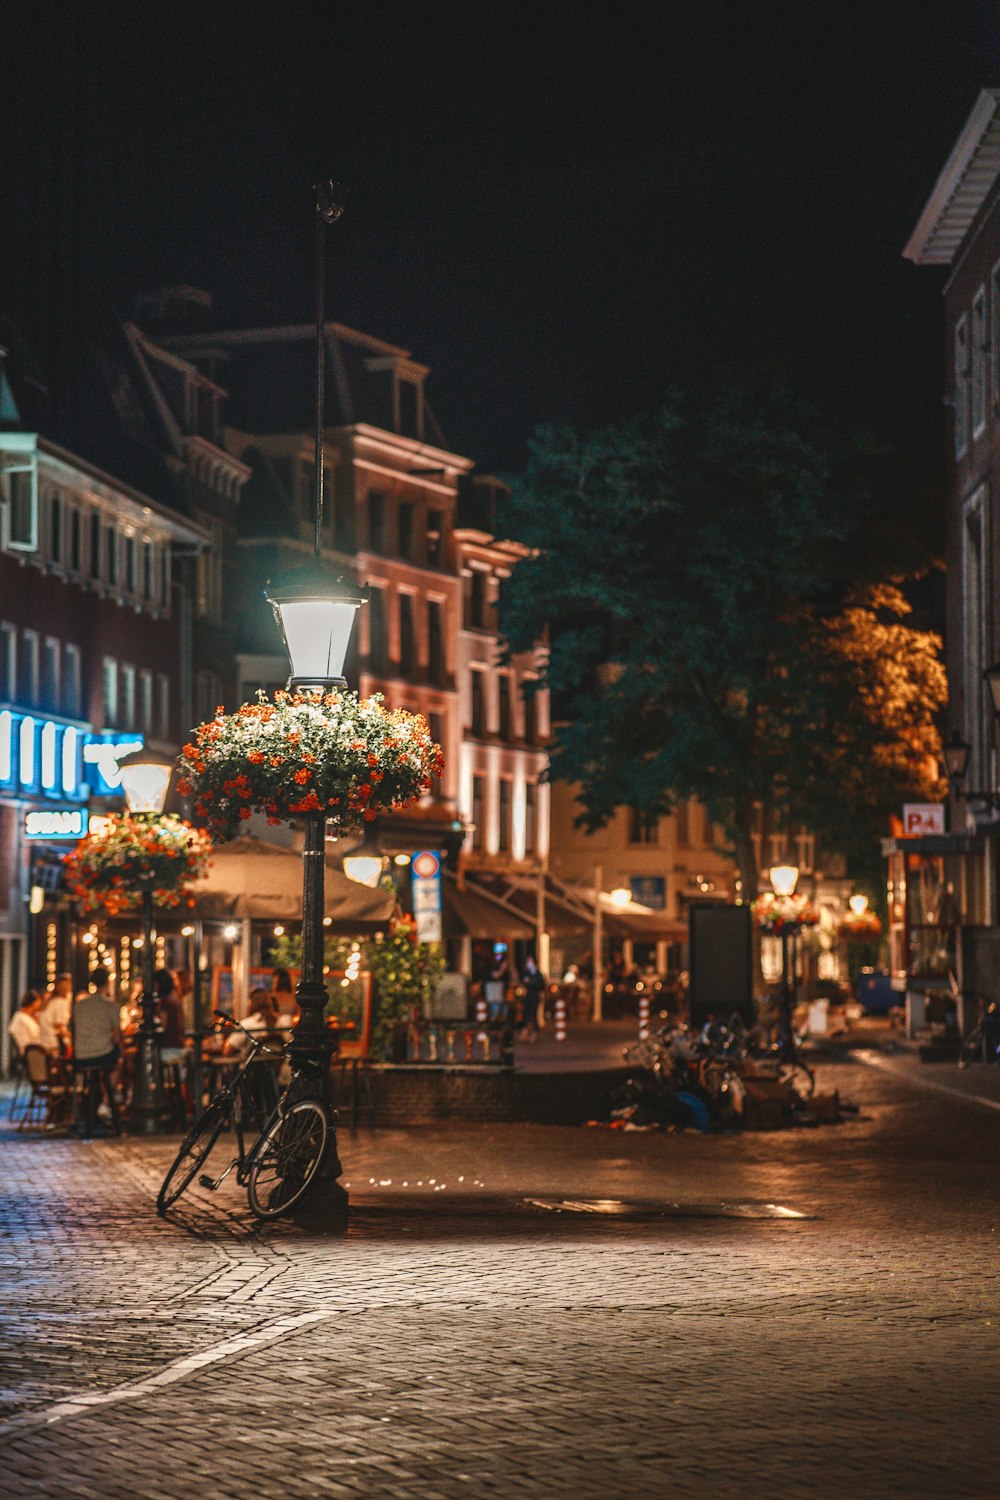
[{"x1": 499, "y1": 377, "x2": 945, "y2": 890}]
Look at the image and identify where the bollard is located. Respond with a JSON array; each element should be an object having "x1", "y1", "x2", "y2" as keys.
[
  {"x1": 428, "y1": 1028, "x2": 438, "y2": 1061},
  {"x1": 479, "y1": 1029, "x2": 491, "y2": 1062},
  {"x1": 638, "y1": 993, "x2": 650, "y2": 1040},
  {"x1": 464, "y1": 1029, "x2": 474, "y2": 1062},
  {"x1": 555, "y1": 993, "x2": 567, "y2": 1043},
  {"x1": 445, "y1": 1029, "x2": 456, "y2": 1062}
]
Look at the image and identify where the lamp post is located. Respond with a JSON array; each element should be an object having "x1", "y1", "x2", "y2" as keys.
[
  {"x1": 118, "y1": 749, "x2": 173, "y2": 1134},
  {"x1": 264, "y1": 180, "x2": 364, "y2": 1090},
  {"x1": 769, "y1": 863, "x2": 800, "y2": 1058}
]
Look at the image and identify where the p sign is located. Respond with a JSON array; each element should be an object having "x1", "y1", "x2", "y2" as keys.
[{"x1": 902, "y1": 803, "x2": 945, "y2": 837}]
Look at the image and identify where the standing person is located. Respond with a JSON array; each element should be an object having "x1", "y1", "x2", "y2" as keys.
[
  {"x1": 73, "y1": 967, "x2": 122, "y2": 1069},
  {"x1": 9, "y1": 990, "x2": 43, "y2": 1057},
  {"x1": 154, "y1": 969, "x2": 187, "y2": 1065},
  {"x1": 37, "y1": 973, "x2": 73, "y2": 1055},
  {"x1": 520, "y1": 955, "x2": 547, "y2": 1043}
]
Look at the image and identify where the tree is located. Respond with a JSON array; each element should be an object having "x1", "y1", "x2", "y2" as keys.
[{"x1": 499, "y1": 377, "x2": 945, "y2": 892}]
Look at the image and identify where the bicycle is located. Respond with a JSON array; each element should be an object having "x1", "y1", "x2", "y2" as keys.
[
  {"x1": 958, "y1": 1000, "x2": 1000, "y2": 1068},
  {"x1": 156, "y1": 1014, "x2": 331, "y2": 1221}
]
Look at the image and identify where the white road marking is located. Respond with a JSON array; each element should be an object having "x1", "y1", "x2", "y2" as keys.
[
  {"x1": 853, "y1": 1049, "x2": 1000, "y2": 1113},
  {"x1": 0, "y1": 1308, "x2": 336, "y2": 1438}
]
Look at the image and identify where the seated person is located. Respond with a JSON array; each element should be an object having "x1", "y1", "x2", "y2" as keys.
[
  {"x1": 153, "y1": 968, "x2": 188, "y2": 1066},
  {"x1": 37, "y1": 973, "x2": 73, "y2": 1054},
  {"x1": 226, "y1": 989, "x2": 281, "y2": 1055},
  {"x1": 9, "y1": 990, "x2": 43, "y2": 1058},
  {"x1": 73, "y1": 967, "x2": 122, "y2": 1070}
]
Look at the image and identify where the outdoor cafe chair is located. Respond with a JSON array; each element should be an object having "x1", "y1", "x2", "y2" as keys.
[{"x1": 18, "y1": 1045, "x2": 70, "y2": 1131}]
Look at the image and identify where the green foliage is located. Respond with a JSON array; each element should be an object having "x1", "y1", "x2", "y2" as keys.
[
  {"x1": 500, "y1": 377, "x2": 945, "y2": 887},
  {"x1": 270, "y1": 922, "x2": 444, "y2": 1061}
]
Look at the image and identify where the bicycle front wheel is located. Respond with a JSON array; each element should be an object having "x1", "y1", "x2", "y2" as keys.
[
  {"x1": 247, "y1": 1099, "x2": 329, "y2": 1220},
  {"x1": 157, "y1": 1100, "x2": 227, "y2": 1214}
]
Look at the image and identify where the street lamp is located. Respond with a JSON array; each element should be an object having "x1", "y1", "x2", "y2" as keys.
[
  {"x1": 608, "y1": 886, "x2": 632, "y2": 908},
  {"x1": 266, "y1": 180, "x2": 364, "y2": 1093},
  {"x1": 343, "y1": 824, "x2": 385, "y2": 888},
  {"x1": 119, "y1": 748, "x2": 172, "y2": 1134},
  {"x1": 769, "y1": 862, "x2": 801, "y2": 1060},
  {"x1": 848, "y1": 894, "x2": 870, "y2": 918}
]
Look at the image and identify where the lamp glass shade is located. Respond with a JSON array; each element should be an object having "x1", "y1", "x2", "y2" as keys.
[
  {"x1": 119, "y1": 760, "x2": 171, "y2": 815},
  {"x1": 608, "y1": 886, "x2": 632, "y2": 908},
  {"x1": 985, "y1": 661, "x2": 1000, "y2": 717},
  {"x1": 942, "y1": 730, "x2": 971, "y2": 783},
  {"x1": 342, "y1": 853, "x2": 384, "y2": 888},
  {"x1": 272, "y1": 598, "x2": 361, "y2": 688},
  {"x1": 769, "y1": 864, "x2": 799, "y2": 897},
  {"x1": 848, "y1": 894, "x2": 869, "y2": 917}
]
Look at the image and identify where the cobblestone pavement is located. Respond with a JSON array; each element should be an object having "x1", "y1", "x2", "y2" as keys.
[{"x1": 2, "y1": 1052, "x2": 1000, "y2": 1498}]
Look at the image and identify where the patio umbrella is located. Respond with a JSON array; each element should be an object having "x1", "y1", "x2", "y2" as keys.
[{"x1": 192, "y1": 836, "x2": 397, "y2": 930}]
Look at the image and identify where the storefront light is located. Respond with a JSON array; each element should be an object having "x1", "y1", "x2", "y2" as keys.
[
  {"x1": 40, "y1": 721, "x2": 57, "y2": 790},
  {"x1": 609, "y1": 886, "x2": 632, "y2": 908},
  {"x1": 61, "y1": 726, "x2": 78, "y2": 794},
  {"x1": 0, "y1": 711, "x2": 11, "y2": 781},
  {"x1": 19, "y1": 717, "x2": 35, "y2": 787}
]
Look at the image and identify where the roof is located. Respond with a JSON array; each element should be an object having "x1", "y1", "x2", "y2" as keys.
[
  {"x1": 904, "y1": 89, "x2": 1000, "y2": 265},
  {"x1": 160, "y1": 322, "x2": 450, "y2": 447}
]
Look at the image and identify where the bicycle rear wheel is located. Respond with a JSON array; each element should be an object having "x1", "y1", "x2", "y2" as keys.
[
  {"x1": 247, "y1": 1099, "x2": 329, "y2": 1220},
  {"x1": 157, "y1": 1100, "x2": 227, "y2": 1214}
]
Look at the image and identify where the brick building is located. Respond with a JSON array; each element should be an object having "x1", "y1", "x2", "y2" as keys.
[{"x1": 904, "y1": 87, "x2": 1000, "y2": 1006}]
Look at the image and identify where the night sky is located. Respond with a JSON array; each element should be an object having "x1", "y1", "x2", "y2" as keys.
[{"x1": 5, "y1": 1, "x2": 1000, "y2": 477}]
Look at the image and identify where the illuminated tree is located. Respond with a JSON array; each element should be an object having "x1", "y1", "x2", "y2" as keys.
[{"x1": 500, "y1": 378, "x2": 945, "y2": 891}]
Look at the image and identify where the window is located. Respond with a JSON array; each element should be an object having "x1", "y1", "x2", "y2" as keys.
[
  {"x1": 398, "y1": 376, "x2": 419, "y2": 439},
  {"x1": 195, "y1": 670, "x2": 220, "y2": 725},
  {"x1": 368, "y1": 492, "x2": 385, "y2": 552},
  {"x1": 160, "y1": 548, "x2": 171, "y2": 608},
  {"x1": 398, "y1": 502, "x2": 414, "y2": 559},
  {"x1": 973, "y1": 287, "x2": 987, "y2": 438},
  {"x1": 427, "y1": 509, "x2": 443, "y2": 567},
  {"x1": 470, "y1": 668, "x2": 486, "y2": 736},
  {"x1": 428, "y1": 601, "x2": 445, "y2": 685},
  {"x1": 156, "y1": 673, "x2": 170, "y2": 740},
  {"x1": 120, "y1": 664, "x2": 136, "y2": 730},
  {"x1": 368, "y1": 587, "x2": 388, "y2": 673},
  {"x1": 675, "y1": 800, "x2": 690, "y2": 845},
  {"x1": 49, "y1": 494, "x2": 62, "y2": 564},
  {"x1": 102, "y1": 656, "x2": 118, "y2": 729},
  {"x1": 498, "y1": 780, "x2": 512, "y2": 852},
  {"x1": 106, "y1": 524, "x2": 118, "y2": 586},
  {"x1": 398, "y1": 594, "x2": 416, "y2": 675},
  {"x1": 523, "y1": 685, "x2": 537, "y2": 745},
  {"x1": 333, "y1": 467, "x2": 354, "y2": 551},
  {"x1": 955, "y1": 312, "x2": 970, "y2": 460},
  {"x1": 142, "y1": 541, "x2": 153, "y2": 599},
  {"x1": 428, "y1": 713, "x2": 444, "y2": 780},
  {"x1": 525, "y1": 781, "x2": 537, "y2": 855},
  {"x1": 89, "y1": 512, "x2": 101, "y2": 580},
  {"x1": 472, "y1": 774, "x2": 486, "y2": 851},
  {"x1": 992, "y1": 263, "x2": 1000, "y2": 412},
  {"x1": 469, "y1": 570, "x2": 488, "y2": 629},
  {"x1": 629, "y1": 807, "x2": 659, "y2": 845},
  {"x1": 498, "y1": 676, "x2": 512, "y2": 741},
  {"x1": 42, "y1": 637, "x2": 60, "y2": 711},
  {"x1": 0, "y1": 622, "x2": 16, "y2": 700},
  {"x1": 68, "y1": 506, "x2": 82, "y2": 572},
  {"x1": 64, "y1": 645, "x2": 82, "y2": 719},
  {"x1": 125, "y1": 536, "x2": 137, "y2": 594},
  {"x1": 21, "y1": 630, "x2": 39, "y2": 707},
  {"x1": 138, "y1": 669, "x2": 153, "y2": 734},
  {"x1": 0, "y1": 444, "x2": 38, "y2": 551},
  {"x1": 964, "y1": 487, "x2": 990, "y2": 787}
]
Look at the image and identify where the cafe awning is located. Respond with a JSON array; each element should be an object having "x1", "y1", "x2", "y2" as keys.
[
  {"x1": 192, "y1": 836, "x2": 397, "y2": 931},
  {"x1": 441, "y1": 873, "x2": 535, "y2": 940}
]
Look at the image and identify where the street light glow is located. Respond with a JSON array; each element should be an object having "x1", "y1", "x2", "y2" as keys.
[{"x1": 770, "y1": 864, "x2": 799, "y2": 897}]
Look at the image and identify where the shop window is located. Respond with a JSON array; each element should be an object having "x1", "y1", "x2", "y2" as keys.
[
  {"x1": 64, "y1": 645, "x2": 82, "y2": 719},
  {"x1": 102, "y1": 657, "x2": 118, "y2": 729}
]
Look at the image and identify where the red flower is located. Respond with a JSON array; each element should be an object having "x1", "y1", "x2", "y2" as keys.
[{"x1": 293, "y1": 768, "x2": 311, "y2": 785}]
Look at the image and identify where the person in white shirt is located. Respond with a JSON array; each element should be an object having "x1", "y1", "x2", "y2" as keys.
[
  {"x1": 37, "y1": 973, "x2": 73, "y2": 1054},
  {"x1": 9, "y1": 991, "x2": 43, "y2": 1057}
]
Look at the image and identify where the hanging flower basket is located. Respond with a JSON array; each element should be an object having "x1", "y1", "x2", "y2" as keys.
[
  {"x1": 752, "y1": 893, "x2": 821, "y2": 933},
  {"x1": 64, "y1": 814, "x2": 212, "y2": 917},
  {"x1": 837, "y1": 911, "x2": 882, "y2": 943},
  {"x1": 177, "y1": 690, "x2": 444, "y2": 843}
]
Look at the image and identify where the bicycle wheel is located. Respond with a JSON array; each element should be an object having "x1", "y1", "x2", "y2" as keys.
[
  {"x1": 247, "y1": 1099, "x2": 329, "y2": 1220},
  {"x1": 959, "y1": 1026, "x2": 986, "y2": 1069},
  {"x1": 156, "y1": 1100, "x2": 228, "y2": 1214}
]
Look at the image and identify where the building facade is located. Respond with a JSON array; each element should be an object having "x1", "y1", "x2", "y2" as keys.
[{"x1": 905, "y1": 87, "x2": 1000, "y2": 1010}]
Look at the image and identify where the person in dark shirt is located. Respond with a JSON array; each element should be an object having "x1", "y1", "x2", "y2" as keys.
[{"x1": 154, "y1": 969, "x2": 186, "y2": 1055}]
